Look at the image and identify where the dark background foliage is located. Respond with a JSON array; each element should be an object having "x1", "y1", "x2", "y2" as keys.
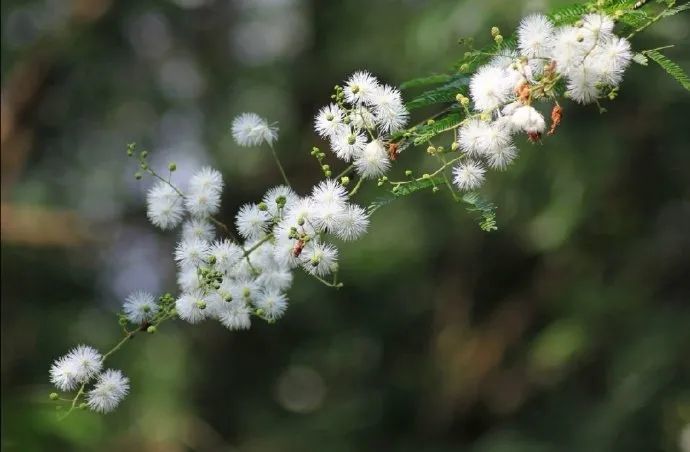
[{"x1": 1, "y1": 0, "x2": 689, "y2": 451}]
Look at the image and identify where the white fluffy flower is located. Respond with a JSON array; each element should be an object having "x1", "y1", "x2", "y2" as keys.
[
  {"x1": 174, "y1": 238, "x2": 210, "y2": 267},
  {"x1": 182, "y1": 219, "x2": 215, "y2": 242},
  {"x1": 479, "y1": 119, "x2": 513, "y2": 153},
  {"x1": 184, "y1": 167, "x2": 223, "y2": 218},
  {"x1": 470, "y1": 65, "x2": 514, "y2": 111},
  {"x1": 311, "y1": 179, "x2": 348, "y2": 207},
  {"x1": 216, "y1": 300, "x2": 251, "y2": 330},
  {"x1": 590, "y1": 36, "x2": 632, "y2": 86},
  {"x1": 146, "y1": 181, "x2": 184, "y2": 230},
  {"x1": 485, "y1": 145, "x2": 518, "y2": 170},
  {"x1": 354, "y1": 139, "x2": 390, "y2": 179},
  {"x1": 210, "y1": 239, "x2": 243, "y2": 273},
  {"x1": 458, "y1": 119, "x2": 489, "y2": 156},
  {"x1": 262, "y1": 185, "x2": 298, "y2": 217},
  {"x1": 518, "y1": 14, "x2": 554, "y2": 58},
  {"x1": 50, "y1": 345, "x2": 103, "y2": 391},
  {"x1": 331, "y1": 129, "x2": 367, "y2": 162},
  {"x1": 343, "y1": 70, "x2": 380, "y2": 105},
  {"x1": 510, "y1": 105, "x2": 546, "y2": 134},
  {"x1": 301, "y1": 241, "x2": 338, "y2": 277},
  {"x1": 86, "y1": 369, "x2": 129, "y2": 413},
  {"x1": 255, "y1": 290, "x2": 288, "y2": 321},
  {"x1": 236, "y1": 203, "x2": 270, "y2": 240},
  {"x1": 232, "y1": 112, "x2": 278, "y2": 147},
  {"x1": 176, "y1": 290, "x2": 209, "y2": 324},
  {"x1": 314, "y1": 104, "x2": 348, "y2": 139},
  {"x1": 453, "y1": 161, "x2": 486, "y2": 191},
  {"x1": 312, "y1": 201, "x2": 345, "y2": 233},
  {"x1": 370, "y1": 84, "x2": 409, "y2": 133},
  {"x1": 257, "y1": 268, "x2": 293, "y2": 292},
  {"x1": 581, "y1": 13, "x2": 615, "y2": 41},
  {"x1": 188, "y1": 167, "x2": 223, "y2": 195},
  {"x1": 334, "y1": 204, "x2": 369, "y2": 241},
  {"x1": 123, "y1": 291, "x2": 158, "y2": 324},
  {"x1": 349, "y1": 107, "x2": 376, "y2": 130},
  {"x1": 566, "y1": 67, "x2": 601, "y2": 104},
  {"x1": 177, "y1": 265, "x2": 202, "y2": 292},
  {"x1": 550, "y1": 26, "x2": 591, "y2": 75}
]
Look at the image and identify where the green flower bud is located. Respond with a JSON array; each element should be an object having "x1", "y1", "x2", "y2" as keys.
[
  {"x1": 168, "y1": 162, "x2": 177, "y2": 172},
  {"x1": 325, "y1": 170, "x2": 332, "y2": 177},
  {"x1": 276, "y1": 195, "x2": 287, "y2": 207},
  {"x1": 78, "y1": 403, "x2": 87, "y2": 410},
  {"x1": 494, "y1": 34, "x2": 504, "y2": 45},
  {"x1": 451, "y1": 141, "x2": 459, "y2": 151},
  {"x1": 322, "y1": 164, "x2": 330, "y2": 171},
  {"x1": 243, "y1": 288, "x2": 251, "y2": 298},
  {"x1": 258, "y1": 202, "x2": 268, "y2": 211},
  {"x1": 405, "y1": 170, "x2": 413, "y2": 176},
  {"x1": 135, "y1": 172, "x2": 143, "y2": 180},
  {"x1": 426, "y1": 146, "x2": 436, "y2": 155},
  {"x1": 460, "y1": 63, "x2": 470, "y2": 72},
  {"x1": 140, "y1": 150, "x2": 148, "y2": 159},
  {"x1": 196, "y1": 301, "x2": 206, "y2": 310},
  {"x1": 49, "y1": 392, "x2": 59, "y2": 400},
  {"x1": 491, "y1": 26, "x2": 500, "y2": 37},
  {"x1": 340, "y1": 176, "x2": 350, "y2": 186},
  {"x1": 347, "y1": 135, "x2": 356, "y2": 145},
  {"x1": 147, "y1": 325, "x2": 157, "y2": 334}
]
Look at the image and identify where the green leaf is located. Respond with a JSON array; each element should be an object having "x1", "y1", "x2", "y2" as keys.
[
  {"x1": 401, "y1": 73, "x2": 453, "y2": 90},
  {"x1": 550, "y1": 3, "x2": 589, "y2": 25},
  {"x1": 644, "y1": 49, "x2": 690, "y2": 91},
  {"x1": 661, "y1": 2, "x2": 690, "y2": 17},
  {"x1": 405, "y1": 76, "x2": 469, "y2": 110},
  {"x1": 632, "y1": 52, "x2": 649, "y2": 66},
  {"x1": 392, "y1": 175, "x2": 446, "y2": 197},
  {"x1": 413, "y1": 111, "x2": 464, "y2": 145},
  {"x1": 462, "y1": 192, "x2": 498, "y2": 232}
]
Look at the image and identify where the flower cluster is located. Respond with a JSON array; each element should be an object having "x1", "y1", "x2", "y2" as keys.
[
  {"x1": 49, "y1": 345, "x2": 129, "y2": 414},
  {"x1": 452, "y1": 12, "x2": 632, "y2": 192},
  {"x1": 315, "y1": 71, "x2": 409, "y2": 179}
]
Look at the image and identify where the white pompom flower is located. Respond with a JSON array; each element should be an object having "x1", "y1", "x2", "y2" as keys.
[
  {"x1": 343, "y1": 70, "x2": 380, "y2": 105},
  {"x1": 566, "y1": 67, "x2": 601, "y2": 104},
  {"x1": 301, "y1": 241, "x2": 338, "y2": 277},
  {"x1": 334, "y1": 204, "x2": 370, "y2": 241},
  {"x1": 485, "y1": 145, "x2": 518, "y2": 170},
  {"x1": 470, "y1": 65, "x2": 514, "y2": 112},
  {"x1": 581, "y1": 13, "x2": 615, "y2": 41},
  {"x1": 255, "y1": 289, "x2": 288, "y2": 321},
  {"x1": 518, "y1": 14, "x2": 554, "y2": 58},
  {"x1": 262, "y1": 185, "x2": 298, "y2": 217},
  {"x1": 510, "y1": 105, "x2": 546, "y2": 134},
  {"x1": 310, "y1": 179, "x2": 348, "y2": 207},
  {"x1": 86, "y1": 369, "x2": 130, "y2": 414},
  {"x1": 354, "y1": 139, "x2": 390, "y2": 179},
  {"x1": 188, "y1": 167, "x2": 223, "y2": 195},
  {"x1": 146, "y1": 181, "x2": 184, "y2": 230},
  {"x1": 370, "y1": 84, "x2": 409, "y2": 133},
  {"x1": 231, "y1": 112, "x2": 278, "y2": 147},
  {"x1": 123, "y1": 291, "x2": 159, "y2": 324},
  {"x1": 176, "y1": 290, "x2": 209, "y2": 324},
  {"x1": 236, "y1": 203, "x2": 270, "y2": 240},
  {"x1": 174, "y1": 238, "x2": 211, "y2": 268},
  {"x1": 550, "y1": 26, "x2": 591, "y2": 76},
  {"x1": 331, "y1": 129, "x2": 367, "y2": 162},
  {"x1": 453, "y1": 161, "x2": 486, "y2": 191},
  {"x1": 209, "y1": 239, "x2": 243, "y2": 273},
  {"x1": 50, "y1": 345, "x2": 103, "y2": 391},
  {"x1": 182, "y1": 219, "x2": 215, "y2": 242},
  {"x1": 590, "y1": 36, "x2": 632, "y2": 86},
  {"x1": 216, "y1": 299, "x2": 252, "y2": 330},
  {"x1": 314, "y1": 104, "x2": 348, "y2": 139}
]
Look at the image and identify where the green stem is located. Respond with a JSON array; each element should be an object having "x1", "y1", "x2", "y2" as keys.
[
  {"x1": 268, "y1": 143, "x2": 291, "y2": 187},
  {"x1": 336, "y1": 164, "x2": 355, "y2": 180},
  {"x1": 243, "y1": 234, "x2": 274, "y2": 257},
  {"x1": 348, "y1": 178, "x2": 365, "y2": 197}
]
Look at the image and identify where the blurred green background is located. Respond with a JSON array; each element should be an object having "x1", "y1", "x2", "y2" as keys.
[{"x1": 2, "y1": 0, "x2": 689, "y2": 451}]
